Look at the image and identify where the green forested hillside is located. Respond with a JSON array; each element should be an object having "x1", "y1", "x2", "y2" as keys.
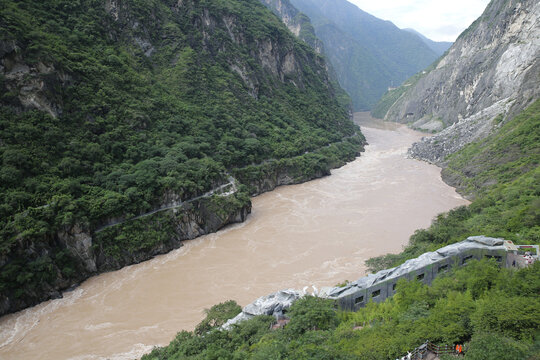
[
  {"x1": 258, "y1": 0, "x2": 353, "y2": 111},
  {"x1": 0, "y1": 0, "x2": 363, "y2": 314}
]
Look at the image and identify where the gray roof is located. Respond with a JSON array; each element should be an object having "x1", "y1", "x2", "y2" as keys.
[
  {"x1": 323, "y1": 236, "x2": 507, "y2": 299},
  {"x1": 223, "y1": 236, "x2": 512, "y2": 329}
]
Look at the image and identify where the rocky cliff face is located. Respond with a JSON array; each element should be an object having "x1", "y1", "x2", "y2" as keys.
[
  {"x1": 258, "y1": 0, "x2": 352, "y2": 110},
  {"x1": 259, "y1": 0, "x2": 323, "y2": 53},
  {"x1": 384, "y1": 0, "x2": 539, "y2": 164},
  {"x1": 0, "y1": 41, "x2": 72, "y2": 117}
]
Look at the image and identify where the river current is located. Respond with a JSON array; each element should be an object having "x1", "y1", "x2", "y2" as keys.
[{"x1": 0, "y1": 114, "x2": 469, "y2": 359}]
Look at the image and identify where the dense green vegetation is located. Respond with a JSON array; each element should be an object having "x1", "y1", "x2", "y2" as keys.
[
  {"x1": 143, "y1": 260, "x2": 540, "y2": 359},
  {"x1": 290, "y1": 0, "x2": 440, "y2": 111},
  {"x1": 444, "y1": 99, "x2": 539, "y2": 196},
  {"x1": 233, "y1": 137, "x2": 362, "y2": 194},
  {"x1": 0, "y1": 0, "x2": 361, "y2": 310},
  {"x1": 367, "y1": 99, "x2": 539, "y2": 271}
]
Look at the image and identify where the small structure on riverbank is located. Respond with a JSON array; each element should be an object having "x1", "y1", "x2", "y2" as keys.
[
  {"x1": 321, "y1": 236, "x2": 526, "y2": 311},
  {"x1": 223, "y1": 236, "x2": 534, "y2": 327}
]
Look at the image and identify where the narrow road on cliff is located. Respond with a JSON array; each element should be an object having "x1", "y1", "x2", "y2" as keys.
[{"x1": 94, "y1": 177, "x2": 238, "y2": 233}]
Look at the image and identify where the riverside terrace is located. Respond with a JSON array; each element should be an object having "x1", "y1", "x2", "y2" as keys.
[{"x1": 320, "y1": 236, "x2": 535, "y2": 311}]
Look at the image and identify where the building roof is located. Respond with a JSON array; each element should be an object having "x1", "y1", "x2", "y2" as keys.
[{"x1": 322, "y1": 236, "x2": 507, "y2": 299}]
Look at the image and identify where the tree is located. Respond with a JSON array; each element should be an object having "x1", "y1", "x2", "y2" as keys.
[
  {"x1": 285, "y1": 296, "x2": 339, "y2": 336},
  {"x1": 465, "y1": 333, "x2": 528, "y2": 360},
  {"x1": 194, "y1": 300, "x2": 242, "y2": 335}
]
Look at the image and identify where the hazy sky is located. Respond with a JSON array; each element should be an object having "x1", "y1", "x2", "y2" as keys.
[{"x1": 347, "y1": 0, "x2": 491, "y2": 42}]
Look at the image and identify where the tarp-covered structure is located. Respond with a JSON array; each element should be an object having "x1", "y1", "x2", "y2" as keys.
[
  {"x1": 320, "y1": 236, "x2": 515, "y2": 310},
  {"x1": 222, "y1": 236, "x2": 520, "y2": 328}
]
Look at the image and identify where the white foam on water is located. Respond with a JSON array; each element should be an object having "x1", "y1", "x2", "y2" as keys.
[
  {"x1": 0, "y1": 287, "x2": 84, "y2": 349},
  {"x1": 84, "y1": 322, "x2": 114, "y2": 331},
  {"x1": 67, "y1": 343, "x2": 160, "y2": 360}
]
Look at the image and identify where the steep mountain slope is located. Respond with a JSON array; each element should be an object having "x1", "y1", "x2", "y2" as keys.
[
  {"x1": 289, "y1": 0, "x2": 440, "y2": 111},
  {"x1": 368, "y1": 0, "x2": 540, "y2": 270},
  {"x1": 258, "y1": 0, "x2": 322, "y2": 53},
  {"x1": 403, "y1": 28, "x2": 452, "y2": 56},
  {"x1": 379, "y1": 0, "x2": 539, "y2": 150},
  {"x1": 145, "y1": 108, "x2": 540, "y2": 356},
  {"x1": 258, "y1": 0, "x2": 352, "y2": 108},
  {"x1": 139, "y1": 2, "x2": 539, "y2": 356},
  {"x1": 0, "y1": 0, "x2": 364, "y2": 316}
]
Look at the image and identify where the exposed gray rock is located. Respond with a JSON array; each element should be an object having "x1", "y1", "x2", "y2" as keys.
[
  {"x1": 58, "y1": 224, "x2": 97, "y2": 273},
  {"x1": 0, "y1": 39, "x2": 16, "y2": 58},
  {"x1": 134, "y1": 36, "x2": 155, "y2": 57},
  {"x1": 0, "y1": 43, "x2": 71, "y2": 117},
  {"x1": 0, "y1": 188, "x2": 251, "y2": 317},
  {"x1": 410, "y1": 116, "x2": 444, "y2": 132},
  {"x1": 386, "y1": 0, "x2": 539, "y2": 127},
  {"x1": 0, "y1": 0, "x2": 354, "y2": 318},
  {"x1": 223, "y1": 289, "x2": 300, "y2": 329},
  {"x1": 259, "y1": 0, "x2": 323, "y2": 53},
  {"x1": 408, "y1": 97, "x2": 515, "y2": 165},
  {"x1": 238, "y1": 164, "x2": 331, "y2": 196},
  {"x1": 230, "y1": 63, "x2": 259, "y2": 98},
  {"x1": 258, "y1": 0, "x2": 354, "y2": 107},
  {"x1": 105, "y1": 0, "x2": 121, "y2": 21},
  {"x1": 386, "y1": 0, "x2": 539, "y2": 164}
]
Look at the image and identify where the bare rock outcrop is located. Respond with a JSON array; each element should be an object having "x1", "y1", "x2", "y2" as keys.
[
  {"x1": 387, "y1": 0, "x2": 539, "y2": 127},
  {"x1": 385, "y1": 0, "x2": 539, "y2": 165},
  {"x1": 258, "y1": 0, "x2": 323, "y2": 53}
]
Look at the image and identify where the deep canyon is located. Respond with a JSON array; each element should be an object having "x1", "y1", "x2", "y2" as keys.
[{"x1": 0, "y1": 114, "x2": 469, "y2": 360}]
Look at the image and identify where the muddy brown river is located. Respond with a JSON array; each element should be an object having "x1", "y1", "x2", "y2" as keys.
[{"x1": 0, "y1": 114, "x2": 469, "y2": 359}]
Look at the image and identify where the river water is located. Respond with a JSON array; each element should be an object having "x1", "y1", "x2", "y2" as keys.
[{"x1": 0, "y1": 114, "x2": 469, "y2": 360}]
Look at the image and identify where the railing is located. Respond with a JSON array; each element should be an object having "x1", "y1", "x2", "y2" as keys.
[
  {"x1": 427, "y1": 342, "x2": 455, "y2": 355},
  {"x1": 399, "y1": 340, "x2": 459, "y2": 359}
]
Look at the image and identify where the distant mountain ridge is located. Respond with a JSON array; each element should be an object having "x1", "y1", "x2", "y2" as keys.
[
  {"x1": 286, "y1": 0, "x2": 441, "y2": 111},
  {"x1": 402, "y1": 28, "x2": 452, "y2": 56}
]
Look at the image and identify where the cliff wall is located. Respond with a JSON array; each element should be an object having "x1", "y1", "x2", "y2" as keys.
[{"x1": 381, "y1": 0, "x2": 539, "y2": 165}]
